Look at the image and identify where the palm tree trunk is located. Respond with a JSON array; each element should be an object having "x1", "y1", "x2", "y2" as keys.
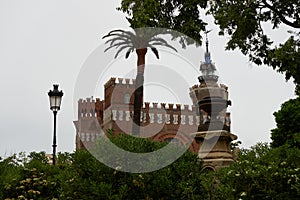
[{"x1": 132, "y1": 48, "x2": 147, "y2": 135}]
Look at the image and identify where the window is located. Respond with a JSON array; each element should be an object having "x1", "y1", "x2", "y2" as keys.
[
  {"x1": 112, "y1": 110, "x2": 117, "y2": 120},
  {"x1": 124, "y1": 93, "x2": 130, "y2": 104},
  {"x1": 118, "y1": 110, "x2": 124, "y2": 121},
  {"x1": 196, "y1": 116, "x2": 200, "y2": 125},
  {"x1": 125, "y1": 111, "x2": 130, "y2": 121},
  {"x1": 165, "y1": 114, "x2": 170, "y2": 124},
  {"x1": 157, "y1": 114, "x2": 162, "y2": 124},
  {"x1": 181, "y1": 115, "x2": 186, "y2": 124},
  {"x1": 149, "y1": 113, "x2": 154, "y2": 123},
  {"x1": 188, "y1": 115, "x2": 194, "y2": 125},
  {"x1": 173, "y1": 115, "x2": 178, "y2": 124}
]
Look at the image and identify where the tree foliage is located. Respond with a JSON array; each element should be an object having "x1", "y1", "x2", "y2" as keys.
[
  {"x1": 0, "y1": 134, "x2": 207, "y2": 199},
  {"x1": 117, "y1": 0, "x2": 208, "y2": 47},
  {"x1": 117, "y1": 0, "x2": 300, "y2": 93},
  {"x1": 208, "y1": 0, "x2": 300, "y2": 92},
  {"x1": 202, "y1": 143, "x2": 300, "y2": 199},
  {"x1": 1, "y1": 141, "x2": 300, "y2": 199},
  {"x1": 271, "y1": 97, "x2": 300, "y2": 148}
]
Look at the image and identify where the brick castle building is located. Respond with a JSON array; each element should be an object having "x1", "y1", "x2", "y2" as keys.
[{"x1": 73, "y1": 43, "x2": 237, "y2": 170}]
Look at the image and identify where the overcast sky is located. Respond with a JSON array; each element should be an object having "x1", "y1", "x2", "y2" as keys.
[{"x1": 0, "y1": 0, "x2": 296, "y2": 157}]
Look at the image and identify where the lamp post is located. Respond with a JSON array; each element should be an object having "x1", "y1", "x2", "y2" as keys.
[{"x1": 48, "y1": 84, "x2": 63, "y2": 165}]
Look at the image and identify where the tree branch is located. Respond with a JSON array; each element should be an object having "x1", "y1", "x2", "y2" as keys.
[{"x1": 261, "y1": 0, "x2": 300, "y2": 28}]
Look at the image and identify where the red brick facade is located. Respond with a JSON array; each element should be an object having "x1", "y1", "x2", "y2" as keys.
[{"x1": 73, "y1": 77, "x2": 205, "y2": 152}]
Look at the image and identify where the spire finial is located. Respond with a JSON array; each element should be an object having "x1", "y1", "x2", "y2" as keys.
[{"x1": 205, "y1": 29, "x2": 212, "y2": 53}]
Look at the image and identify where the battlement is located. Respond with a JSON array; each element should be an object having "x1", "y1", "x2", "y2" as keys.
[
  {"x1": 104, "y1": 77, "x2": 136, "y2": 89},
  {"x1": 189, "y1": 82, "x2": 229, "y2": 103},
  {"x1": 190, "y1": 84, "x2": 199, "y2": 91},
  {"x1": 189, "y1": 83, "x2": 228, "y2": 91},
  {"x1": 142, "y1": 102, "x2": 195, "y2": 112},
  {"x1": 78, "y1": 97, "x2": 102, "y2": 118},
  {"x1": 78, "y1": 97, "x2": 97, "y2": 104},
  {"x1": 110, "y1": 108, "x2": 199, "y2": 126},
  {"x1": 77, "y1": 76, "x2": 231, "y2": 130},
  {"x1": 77, "y1": 95, "x2": 199, "y2": 120},
  {"x1": 109, "y1": 105, "x2": 230, "y2": 127}
]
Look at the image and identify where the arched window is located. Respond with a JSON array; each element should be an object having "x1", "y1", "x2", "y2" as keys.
[{"x1": 124, "y1": 93, "x2": 130, "y2": 104}]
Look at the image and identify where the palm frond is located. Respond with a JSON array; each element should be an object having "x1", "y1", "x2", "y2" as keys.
[
  {"x1": 114, "y1": 45, "x2": 133, "y2": 59},
  {"x1": 104, "y1": 41, "x2": 133, "y2": 52},
  {"x1": 105, "y1": 39, "x2": 126, "y2": 48},
  {"x1": 104, "y1": 33, "x2": 132, "y2": 42},
  {"x1": 149, "y1": 42, "x2": 177, "y2": 53},
  {"x1": 150, "y1": 48, "x2": 159, "y2": 59},
  {"x1": 102, "y1": 29, "x2": 126, "y2": 39},
  {"x1": 149, "y1": 37, "x2": 177, "y2": 52},
  {"x1": 105, "y1": 36, "x2": 128, "y2": 45},
  {"x1": 125, "y1": 48, "x2": 134, "y2": 59},
  {"x1": 148, "y1": 37, "x2": 167, "y2": 43}
]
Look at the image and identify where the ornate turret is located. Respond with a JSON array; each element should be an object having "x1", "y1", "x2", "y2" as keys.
[
  {"x1": 197, "y1": 38, "x2": 231, "y2": 131},
  {"x1": 189, "y1": 36, "x2": 237, "y2": 170},
  {"x1": 198, "y1": 38, "x2": 219, "y2": 83}
]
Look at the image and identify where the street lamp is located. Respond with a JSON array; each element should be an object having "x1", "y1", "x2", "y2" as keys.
[{"x1": 48, "y1": 84, "x2": 63, "y2": 165}]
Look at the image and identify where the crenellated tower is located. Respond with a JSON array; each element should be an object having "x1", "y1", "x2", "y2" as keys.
[{"x1": 74, "y1": 97, "x2": 104, "y2": 150}]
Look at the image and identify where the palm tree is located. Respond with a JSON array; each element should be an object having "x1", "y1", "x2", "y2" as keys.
[{"x1": 102, "y1": 28, "x2": 177, "y2": 135}]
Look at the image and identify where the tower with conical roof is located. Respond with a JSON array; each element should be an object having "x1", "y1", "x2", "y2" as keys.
[{"x1": 189, "y1": 36, "x2": 237, "y2": 170}]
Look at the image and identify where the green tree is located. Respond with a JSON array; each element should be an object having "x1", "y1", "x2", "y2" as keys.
[
  {"x1": 60, "y1": 134, "x2": 207, "y2": 199},
  {"x1": 0, "y1": 135, "x2": 208, "y2": 199},
  {"x1": 271, "y1": 97, "x2": 300, "y2": 148},
  {"x1": 0, "y1": 155, "x2": 22, "y2": 200},
  {"x1": 1, "y1": 152, "x2": 61, "y2": 199},
  {"x1": 119, "y1": 0, "x2": 300, "y2": 93},
  {"x1": 208, "y1": 0, "x2": 300, "y2": 93},
  {"x1": 202, "y1": 143, "x2": 300, "y2": 199}
]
